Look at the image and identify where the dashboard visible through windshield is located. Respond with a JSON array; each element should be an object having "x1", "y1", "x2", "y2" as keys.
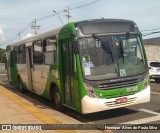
[{"x1": 78, "y1": 34, "x2": 148, "y2": 80}]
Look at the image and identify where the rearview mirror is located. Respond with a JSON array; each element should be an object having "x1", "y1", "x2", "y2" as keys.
[{"x1": 126, "y1": 32, "x2": 130, "y2": 39}]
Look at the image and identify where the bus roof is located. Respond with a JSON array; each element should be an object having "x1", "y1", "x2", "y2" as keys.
[
  {"x1": 9, "y1": 19, "x2": 138, "y2": 47},
  {"x1": 75, "y1": 18, "x2": 136, "y2": 24},
  {"x1": 75, "y1": 19, "x2": 139, "y2": 35},
  {"x1": 10, "y1": 27, "x2": 61, "y2": 47}
]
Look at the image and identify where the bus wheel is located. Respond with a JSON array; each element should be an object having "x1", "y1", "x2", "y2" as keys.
[
  {"x1": 17, "y1": 78, "x2": 24, "y2": 93},
  {"x1": 53, "y1": 88, "x2": 63, "y2": 111},
  {"x1": 155, "y1": 79, "x2": 160, "y2": 83}
]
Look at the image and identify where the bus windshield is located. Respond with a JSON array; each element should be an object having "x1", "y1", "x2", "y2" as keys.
[{"x1": 78, "y1": 34, "x2": 148, "y2": 80}]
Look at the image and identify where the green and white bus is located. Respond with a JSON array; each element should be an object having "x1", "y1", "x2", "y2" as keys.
[{"x1": 6, "y1": 19, "x2": 150, "y2": 114}]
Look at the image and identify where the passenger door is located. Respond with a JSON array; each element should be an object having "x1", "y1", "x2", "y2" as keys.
[
  {"x1": 26, "y1": 43, "x2": 33, "y2": 91},
  {"x1": 61, "y1": 40, "x2": 76, "y2": 107},
  {"x1": 32, "y1": 40, "x2": 47, "y2": 95}
]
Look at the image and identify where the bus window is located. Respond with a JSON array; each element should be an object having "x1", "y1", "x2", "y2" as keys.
[
  {"x1": 33, "y1": 40, "x2": 43, "y2": 64},
  {"x1": 9, "y1": 51, "x2": 14, "y2": 67},
  {"x1": 19, "y1": 44, "x2": 26, "y2": 64},
  {"x1": 44, "y1": 37, "x2": 57, "y2": 65},
  {"x1": 13, "y1": 46, "x2": 20, "y2": 64}
]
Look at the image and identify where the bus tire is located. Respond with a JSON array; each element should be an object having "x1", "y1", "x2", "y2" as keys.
[
  {"x1": 17, "y1": 77, "x2": 25, "y2": 93},
  {"x1": 52, "y1": 87, "x2": 63, "y2": 111}
]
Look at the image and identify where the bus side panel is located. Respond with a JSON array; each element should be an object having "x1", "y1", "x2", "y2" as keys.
[
  {"x1": 10, "y1": 64, "x2": 18, "y2": 86},
  {"x1": 32, "y1": 65, "x2": 50, "y2": 95},
  {"x1": 41, "y1": 65, "x2": 59, "y2": 100},
  {"x1": 17, "y1": 64, "x2": 29, "y2": 90}
]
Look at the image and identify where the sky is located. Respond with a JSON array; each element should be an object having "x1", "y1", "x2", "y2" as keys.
[{"x1": 1, "y1": 0, "x2": 160, "y2": 48}]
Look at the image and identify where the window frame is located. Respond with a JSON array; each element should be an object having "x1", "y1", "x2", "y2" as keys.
[
  {"x1": 13, "y1": 46, "x2": 20, "y2": 64},
  {"x1": 43, "y1": 36, "x2": 57, "y2": 65},
  {"x1": 19, "y1": 44, "x2": 26, "y2": 64},
  {"x1": 33, "y1": 40, "x2": 44, "y2": 65}
]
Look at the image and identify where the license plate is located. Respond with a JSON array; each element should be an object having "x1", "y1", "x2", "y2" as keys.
[{"x1": 116, "y1": 97, "x2": 128, "y2": 104}]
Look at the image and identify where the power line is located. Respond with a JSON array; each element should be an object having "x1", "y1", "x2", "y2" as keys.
[
  {"x1": 141, "y1": 27, "x2": 160, "y2": 37},
  {"x1": 1, "y1": 0, "x2": 102, "y2": 46},
  {"x1": 37, "y1": 0, "x2": 102, "y2": 22},
  {"x1": 119, "y1": 6, "x2": 160, "y2": 18},
  {"x1": 4, "y1": 0, "x2": 160, "y2": 47},
  {"x1": 0, "y1": 34, "x2": 18, "y2": 46},
  {"x1": 0, "y1": 22, "x2": 32, "y2": 46},
  {"x1": 141, "y1": 28, "x2": 160, "y2": 32},
  {"x1": 143, "y1": 31, "x2": 160, "y2": 36},
  {"x1": 134, "y1": 11, "x2": 160, "y2": 21},
  {"x1": 20, "y1": 22, "x2": 32, "y2": 34},
  {"x1": 118, "y1": 6, "x2": 160, "y2": 22},
  {"x1": 70, "y1": 0, "x2": 102, "y2": 10},
  {"x1": 17, "y1": 22, "x2": 33, "y2": 40}
]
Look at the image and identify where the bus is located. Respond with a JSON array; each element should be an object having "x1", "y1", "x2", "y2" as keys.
[{"x1": 6, "y1": 19, "x2": 150, "y2": 114}]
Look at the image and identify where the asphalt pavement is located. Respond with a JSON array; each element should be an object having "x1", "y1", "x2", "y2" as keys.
[{"x1": 0, "y1": 69, "x2": 160, "y2": 133}]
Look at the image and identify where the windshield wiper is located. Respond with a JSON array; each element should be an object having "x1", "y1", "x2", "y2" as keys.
[{"x1": 92, "y1": 34, "x2": 114, "y2": 63}]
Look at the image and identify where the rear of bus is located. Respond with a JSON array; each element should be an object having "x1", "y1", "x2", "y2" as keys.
[{"x1": 75, "y1": 19, "x2": 150, "y2": 114}]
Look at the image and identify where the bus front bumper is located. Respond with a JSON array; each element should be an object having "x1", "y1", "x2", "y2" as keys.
[{"x1": 81, "y1": 86, "x2": 150, "y2": 114}]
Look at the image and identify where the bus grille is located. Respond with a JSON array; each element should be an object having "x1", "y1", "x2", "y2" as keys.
[
  {"x1": 98, "y1": 78, "x2": 139, "y2": 90},
  {"x1": 104, "y1": 97, "x2": 136, "y2": 107}
]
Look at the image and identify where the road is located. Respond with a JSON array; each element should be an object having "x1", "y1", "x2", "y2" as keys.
[{"x1": 0, "y1": 69, "x2": 160, "y2": 133}]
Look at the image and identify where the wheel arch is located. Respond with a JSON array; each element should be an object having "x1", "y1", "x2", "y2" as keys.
[{"x1": 49, "y1": 82, "x2": 60, "y2": 101}]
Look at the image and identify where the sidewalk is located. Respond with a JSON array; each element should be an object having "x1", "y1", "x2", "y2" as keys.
[{"x1": 0, "y1": 84, "x2": 111, "y2": 133}]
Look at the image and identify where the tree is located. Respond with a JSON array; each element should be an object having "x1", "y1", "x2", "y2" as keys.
[{"x1": 0, "y1": 48, "x2": 6, "y2": 63}]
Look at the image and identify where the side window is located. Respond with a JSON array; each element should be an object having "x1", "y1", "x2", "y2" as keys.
[
  {"x1": 44, "y1": 36, "x2": 57, "y2": 65},
  {"x1": 19, "y1": 44, "x2": 26, "y2": 64},
  {"x1": 10, "y1": 51, "x2": 14, "y2": 67},
  {"x1": 13, "y1": 46, "x2": 19, "y2": 64},
  {"x1": 33, "y1": 40, "x2": 43, "y2": 64},
  {"x1": 150, "y1": 62, "x2": 154, "y2": 67}
]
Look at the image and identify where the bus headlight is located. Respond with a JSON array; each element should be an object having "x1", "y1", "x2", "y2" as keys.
[
  {"x1": 84, "y1": 83, "x2": 98, "y2": 98},
  {"x1": 142, "y1": 74, "x2": 149, "y2": 90}
]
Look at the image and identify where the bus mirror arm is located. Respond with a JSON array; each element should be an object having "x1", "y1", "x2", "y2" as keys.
[
  {"x1": 73, "y1": 44, "x2": 79, "y2": 54},
  {"x1": 71, "y1": 33, "x2": 76, "y2": 36},
  {"x1": 73, "y1": 72, "x2": 77, "y2": 79},
  {"x1": 73, "y1": 54, "x2": 77, "y2": 79}
]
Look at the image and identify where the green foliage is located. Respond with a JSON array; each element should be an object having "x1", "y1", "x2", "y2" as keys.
[{"x1": 0, "y1": 48, "x2": 6, "y2": 63}]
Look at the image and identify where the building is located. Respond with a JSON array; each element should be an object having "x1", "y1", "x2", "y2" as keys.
[{"x1": 143, "y1": 37, "x2": 160, "y2": 61}]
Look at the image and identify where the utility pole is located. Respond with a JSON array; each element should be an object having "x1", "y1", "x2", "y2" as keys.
[
  {"x1": 64, "y1": 6, "x2": 71, "y2": 23},
  {"x1": 31, "y1": 19, "x2": 40, "y2": 34}
]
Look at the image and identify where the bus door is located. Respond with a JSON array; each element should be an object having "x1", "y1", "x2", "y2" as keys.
[
  {"x1": 31, "y1": 40, "x2": 47, "y2": 95},
  {"x1": 61, "y1": 40, "x2": 76, "y2": 107},
  {"x1": 26, "y1": 44, "x2": 34, "y2": 91},
  {"x1": 6, "y1": 51, "x2": 12, "y2": 83}
]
